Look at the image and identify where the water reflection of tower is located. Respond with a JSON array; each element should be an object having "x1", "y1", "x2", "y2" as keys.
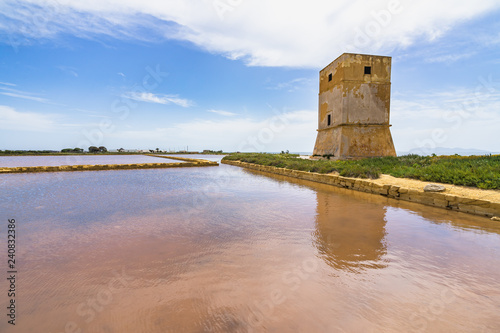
[{"x1": 312, "y1": 190, "x2": 388, "y2": 272}]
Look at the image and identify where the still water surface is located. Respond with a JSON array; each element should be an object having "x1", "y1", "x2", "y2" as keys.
[
  {"x1": 1, "y1": 155, "x2": 499, "y2": 332},
  {"x1": 0, "y1": 154, "x2": 179, "y2": 167}
]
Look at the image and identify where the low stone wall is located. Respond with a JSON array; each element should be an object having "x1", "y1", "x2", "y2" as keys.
[
  {"x1": 147, "y1": 154, "x2": 216, "y2": 164},
  {"x1": 221, "y1": 160, "x2": 500, "y2": 219},
  {"x1": 0, "y1": 158, "x2": 218, "y2": 174}
]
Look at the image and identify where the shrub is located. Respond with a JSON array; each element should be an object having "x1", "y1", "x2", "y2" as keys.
[{"x1": 222, "y1": 153, "x2": 500, "y2": 189}]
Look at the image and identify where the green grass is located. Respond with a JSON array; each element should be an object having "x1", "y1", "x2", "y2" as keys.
[{"x1": 222, "y1": 153, "x2": 500, "y2": 189}]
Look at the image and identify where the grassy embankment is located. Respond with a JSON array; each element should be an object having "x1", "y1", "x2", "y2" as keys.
[{"x1": 223, "y1": 153, "x2": 500, "y2": 190}]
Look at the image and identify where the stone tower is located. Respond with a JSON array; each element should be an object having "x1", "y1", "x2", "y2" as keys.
[{"x1": 313, "y1": 53, "x2": 396, "y2": 159}]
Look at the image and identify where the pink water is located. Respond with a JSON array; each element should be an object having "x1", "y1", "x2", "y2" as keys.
[
  {"x1": 0, "y1": 154, "x2": 180, "y2": 167},
  {"x1": 1, "y1": 156, "x2": 499, "y2": 332}
]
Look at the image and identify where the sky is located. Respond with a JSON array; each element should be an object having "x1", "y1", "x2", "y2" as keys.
[{"x1": 0, "y1": 0, "x2": 499, "y2": 154}]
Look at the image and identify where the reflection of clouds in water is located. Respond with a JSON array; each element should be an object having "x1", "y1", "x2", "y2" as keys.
[
  {"x1": 5, "y1": 160, "x2": 500, "y2": 332},
  {"x1": 313, "y1": 190, "x2": 388, "y2": 273}
]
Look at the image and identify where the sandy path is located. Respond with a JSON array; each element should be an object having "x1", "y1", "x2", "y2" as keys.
[{"x1": 371, "y1": 174, "x2": 500, "y2": 203}]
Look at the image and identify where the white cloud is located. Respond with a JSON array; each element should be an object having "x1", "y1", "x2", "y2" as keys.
[
  {"x1": 106, "y1": 109, "x2": 317, "y2": 152},
  {"x1": 102, "y1": 87, "x2": 500, "y2": 153},
  {"x1": 391, "y1": 87, "x2": 500, "y2": 152},
  {"x1": 57, "y1": 65, "x2": 78, "y2": 77},
  {"x1": 0, "y1": 81, "x2": 16, "y2": 86},
  {"x1": 0, "y1": 105, "x2": 57, "y2": 131},
  {"x1": 117, "y1": 72, "x2": 126, "y2": 77},
  {"x1": 208, "y1": 109, "x2": 237, "y2": 116},
  {"x1": 0, "y1": 92, "x2": 49, "y2": 103},
  {"x1": 425, "y1": 52, "x2": 477, "y2": 63},
  {"x1": 174, "y1": 110, "x2": 317, "y2": 152},
  {"x1": 122, "y1": 92, "x2": 194, "y2": 107},
  {"x1": 267, "y1": 78, "x2": 314, "y2": 92},
  {"x1": 1, "y1": 0, "x2": 499, "y2": 67},
  {"x1": 0, "y1": 85, "x2": 50, "y2": 103}
]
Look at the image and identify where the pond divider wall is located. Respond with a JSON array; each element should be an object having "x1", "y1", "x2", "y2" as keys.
[
  {"x1": 221, "y1": 160, "x2": 500, "y2": 219},
  {"x1": 145, "y1": 154, "x2": 214, "y2": 163},
  {"x1": 0, "y1": 156, "x2": 218, "y2": 174}
]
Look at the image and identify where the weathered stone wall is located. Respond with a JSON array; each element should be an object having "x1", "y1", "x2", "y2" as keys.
[
  {"x1": 0, "y1": 156, "x2": 218, "y2": 174},
  {"x1": 338, "y1": 125, "x2": 396, "y2": 158},
  {"x1": 313, "y1": 53, "x2": 396, "y2": 159},
  {"x1": 221, "y1": 160, "x2": 500, "y2": 219},
  {"x1": 147, "y1": 154, "x2": 214, "y2": 163}
]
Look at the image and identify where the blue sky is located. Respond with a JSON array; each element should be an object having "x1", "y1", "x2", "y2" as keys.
[{"x1": 1, "y1": 0, "x2": 499, "y2": 153}]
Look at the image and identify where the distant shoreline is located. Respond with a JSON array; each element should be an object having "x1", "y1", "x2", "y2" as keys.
[
  {"x1": 0, "y1": 152, "x2": 227, "y2": 156},
  {"x1": 0, "y1": 155, "x2": 218, "y2": 173}
]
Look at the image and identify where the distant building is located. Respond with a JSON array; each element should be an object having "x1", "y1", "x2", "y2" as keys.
[{"x1": 313, "y1": 53, "x2": 396, "y2": 159}]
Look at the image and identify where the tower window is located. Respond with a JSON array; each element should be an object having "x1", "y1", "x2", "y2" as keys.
[
  {"x1": 327, "y1": 114, "x2": 331, "y2": 126},
  {"x1": 364, "y1": 66, "x2": 372, "y2": 75},
  {"x1": 328, "y1": 73, "x2": 332, "y2": 82}
]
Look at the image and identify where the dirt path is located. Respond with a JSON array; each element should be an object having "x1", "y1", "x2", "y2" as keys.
[{"x1": 372, "y1": 174, "x2": 500, "y2": 203}]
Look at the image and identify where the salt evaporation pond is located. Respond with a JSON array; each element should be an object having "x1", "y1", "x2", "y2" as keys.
[{"x1": 1, "y1": 155, "x2": 499, "y2": 332}]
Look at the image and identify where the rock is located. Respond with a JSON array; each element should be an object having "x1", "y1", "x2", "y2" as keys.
[
  {"x1": 492, "y1": 216, "x2": 500, "y2": 222},
  {"x1": 424, "y1": 184, "x2": 446, "y2": 192}
]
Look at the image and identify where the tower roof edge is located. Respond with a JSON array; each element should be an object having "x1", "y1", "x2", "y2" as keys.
[{"x1": 320, "y1": 53, "x2": 391, "y2": 73}]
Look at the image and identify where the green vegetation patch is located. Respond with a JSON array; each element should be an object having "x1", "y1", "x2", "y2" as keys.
[{"x1": 222, "y1": 153, "x2": 500, "y2": 189}]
